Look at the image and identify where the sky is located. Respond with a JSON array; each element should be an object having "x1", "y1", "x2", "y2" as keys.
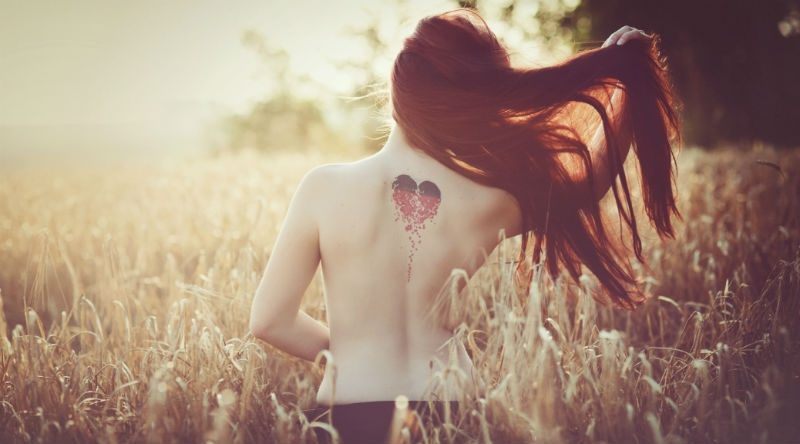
[{"x1": 1, "y1": 0, "x2": 571, "y2": 167}]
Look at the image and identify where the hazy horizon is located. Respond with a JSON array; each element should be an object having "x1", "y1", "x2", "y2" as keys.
[{"x1": 0, "y1": 0, "x2": 459, "y2": 167}]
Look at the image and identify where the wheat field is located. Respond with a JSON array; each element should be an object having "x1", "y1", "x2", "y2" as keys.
[{"x1": 0, "y1": 145, "x2": 798, "y2": 443}]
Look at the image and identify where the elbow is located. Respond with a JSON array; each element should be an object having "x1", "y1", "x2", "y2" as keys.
[
  {"x1": 249, "y1": 316, "x2": 278, "y2": 342},
  {"x1": 249, "y1": 310, "x2": 294, "y2": 342},
  {"x1": 248, "y1": 320, "x2": 268, "y2": 341}
]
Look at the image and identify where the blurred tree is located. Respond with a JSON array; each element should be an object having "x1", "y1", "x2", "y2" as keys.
[
  {"x1": 338, "y1": 0, "x2": 582, "y2": 152},
  {"x1": 224, "y1": 0, "x2": 800, "y2": 153},
  {"x1": 460, "y1": 0, "x2": 582, "y2": 61},
  {"x1": 216, "y1": 30, "x2": 339, "y2": 153},
  {"x1": 335, "y1": 8, "x2": 395, "y2": 152},
  {"x1": 568, "y1": 0, "x2": 800, "y2": 147}
]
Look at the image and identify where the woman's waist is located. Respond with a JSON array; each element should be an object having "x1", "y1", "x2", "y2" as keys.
[
  {"x1": 325, "y1": 342, "x2": 476, "y2": 384},
  {"x1": 328, "y1": 332, "x2": 473, "y2": 369},
  {"x1": 316, "y1": 347, "x2": 478, "y2": 405},
  {"x1": 308, "y1": 399, "x2": 463, "y2": 420},
  {"x1": 316, "y1": 362, "x2": 432, "y2": 405}
]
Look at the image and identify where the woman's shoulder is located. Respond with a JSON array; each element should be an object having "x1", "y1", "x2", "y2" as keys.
[
  {"x1": 294, "y1": 160, "x2": 381, "y2": 205},
  {"x1": 289, "y1": 163, "x2": 347, "y2": 208},
  {"x1": 296, "y1": 161, "x2": 358, "y2": 192}
]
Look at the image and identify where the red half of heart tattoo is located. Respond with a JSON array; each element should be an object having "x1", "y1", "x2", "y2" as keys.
[{"x1": 391, "y1": 174, "x2": 441, "y2": 280}]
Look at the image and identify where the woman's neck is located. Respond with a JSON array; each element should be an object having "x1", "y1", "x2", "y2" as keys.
[{"x1": 379, "y1": 123, "x2": 430, "y2": 161}]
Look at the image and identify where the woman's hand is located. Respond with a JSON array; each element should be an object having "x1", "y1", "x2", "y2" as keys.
[{"x1": 602, "y1": 25, "x2": 653, "y2": 48}]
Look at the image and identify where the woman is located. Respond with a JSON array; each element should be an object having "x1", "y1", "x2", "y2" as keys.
[{"x1": 249, "y1": 8, "x2": 680, "y2": 444}]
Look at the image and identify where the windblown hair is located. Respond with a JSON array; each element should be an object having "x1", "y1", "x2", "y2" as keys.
[{"x1": 390, "y1": 8, "x2": 682, "y2": 309}]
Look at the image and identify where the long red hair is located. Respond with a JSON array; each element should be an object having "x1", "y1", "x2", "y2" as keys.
[{"x1": 389, "y1": 9, "x2": 682, "y2": 309}]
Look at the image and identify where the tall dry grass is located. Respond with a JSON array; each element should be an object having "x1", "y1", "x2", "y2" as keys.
[{"x1": 0, "y1": 145, "x2": 798, "y2": 443}]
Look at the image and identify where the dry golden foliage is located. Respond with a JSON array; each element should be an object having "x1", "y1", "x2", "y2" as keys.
[{"x1": 0, "y1": 146, "x2": 798, "y2": 443}]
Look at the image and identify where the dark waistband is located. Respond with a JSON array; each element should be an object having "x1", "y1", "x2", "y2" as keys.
[{"x1": 305, "y1": 400, "x2": 462, "y2": 443}]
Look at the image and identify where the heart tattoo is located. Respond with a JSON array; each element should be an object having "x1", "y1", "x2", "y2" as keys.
[{"x1": 391, "y1": 174, "x2": 441, "y2": 280}]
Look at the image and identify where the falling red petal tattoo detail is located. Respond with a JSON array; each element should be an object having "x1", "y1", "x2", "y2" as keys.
[{"x1": 391, "y1": 174, "x2": 441, "y2": 280}]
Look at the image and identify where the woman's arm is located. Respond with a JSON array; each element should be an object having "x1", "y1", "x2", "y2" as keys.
[
  {"x1": 251, "y1": 311, "x2": 329, "y2": 361},
  {"x1": 581, "y1": 26, "x2": 651, "y2": 203},
  {"x1": 584, "y1": 86, "x2": 633, "y2": 201},
  {"x1": 248, "y1": 166, "x2": 330, "y2": 361}
]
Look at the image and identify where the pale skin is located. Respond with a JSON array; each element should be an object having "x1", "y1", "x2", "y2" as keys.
[{"x1": 248, "y1": 26, "x2": 652, "y2": 405}]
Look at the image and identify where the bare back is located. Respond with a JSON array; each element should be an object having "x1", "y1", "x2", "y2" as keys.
[{"x1": 314, "y1": 145, "x2": 520, "y2": 405}]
